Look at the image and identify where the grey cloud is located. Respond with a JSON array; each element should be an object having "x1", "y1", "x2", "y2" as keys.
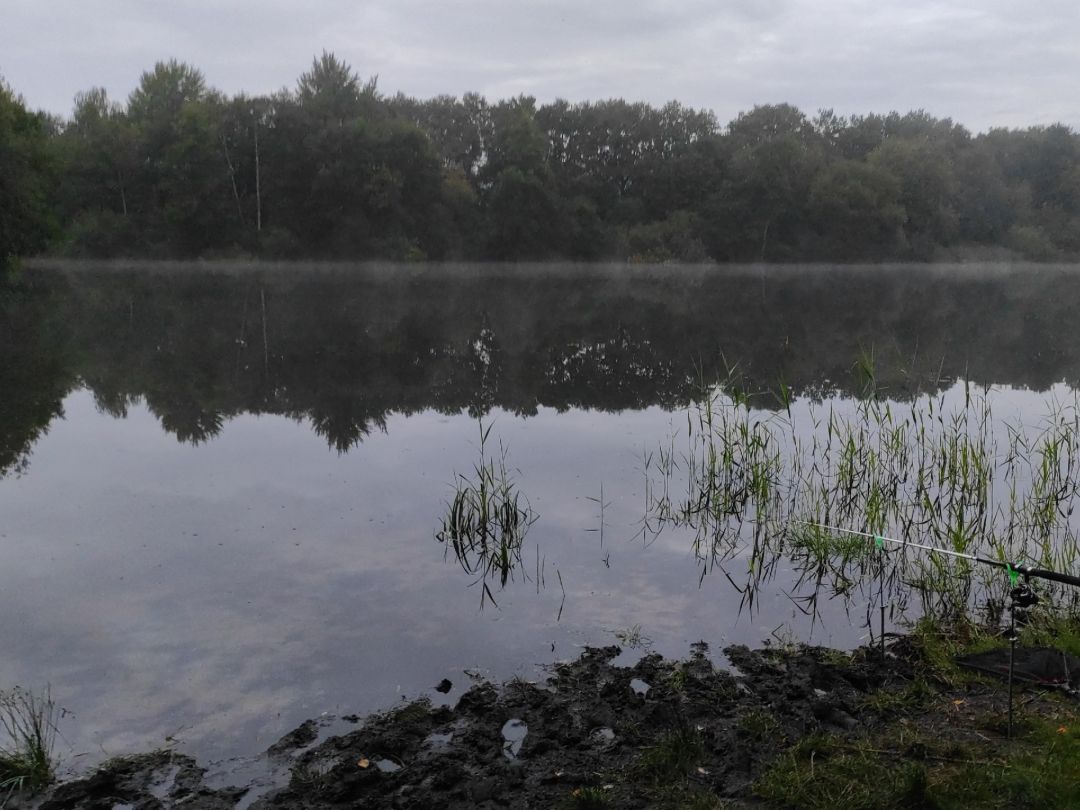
[{"x1": 2, "y1": 0, "x2": 1077, "y2": 131}]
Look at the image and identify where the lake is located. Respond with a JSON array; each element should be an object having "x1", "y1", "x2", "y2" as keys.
[{"x1": 2, "y1": 261, "x2": 1079, "y2": 768}]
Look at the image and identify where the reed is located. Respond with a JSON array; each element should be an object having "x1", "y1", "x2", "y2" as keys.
[
  {"x1": 0, "y1": 686, "x2": 58, "y2": 799},
  {"x1": 646, "y1": 358, "x2": 1080, "y2": 625},
  {"x1": 436, "y1": 421, "x2": 537, "y2": 607}
]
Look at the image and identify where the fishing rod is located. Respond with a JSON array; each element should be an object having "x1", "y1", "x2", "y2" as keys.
[
  {"x1": 804, "y1": 522, "x2": 1080, "y2": 589},
  {"x1": 805, "y1": 521, "x2": 1080, "y2": 739}
]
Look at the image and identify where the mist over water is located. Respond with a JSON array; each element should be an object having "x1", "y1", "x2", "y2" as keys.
[{"x1": 1, "y1": 261, "x2": 1077, "y2": 765}]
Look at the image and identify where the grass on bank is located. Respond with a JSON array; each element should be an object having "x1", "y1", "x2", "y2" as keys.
[
  {"x1": 0, "y1": 686, "x2": 58, "y2": 799},
  {"x1": 633, "y1": 725, "x2": 706, "y2": 784},
  {"x1": 592, "y1": 616, "x2": 1080, "y2": 809},
  {"x1": 754, "y1": 717, "x2": 1080, "y2": 810},
  {"x1": 754, "y1": 614, "x2": 1080, "y2": 809}
]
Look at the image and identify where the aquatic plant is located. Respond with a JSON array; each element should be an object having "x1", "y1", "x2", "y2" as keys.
[
  {"x1": 613, "y1": 624, "x2": 652, "y2": 650},
  {"x1": 645, "y1": 358, "x2": 1080, "y2": 628},
  {"x1": 0, "y1": 686, "x2": 58, "y2": 799},
  {"x1": 436, "y1": 421, "x2": 538, "y2": 607}
]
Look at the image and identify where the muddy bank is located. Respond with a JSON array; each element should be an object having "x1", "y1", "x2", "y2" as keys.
[{"x1": 20, "y1": 636, "x2": 1076, "y2": 809}]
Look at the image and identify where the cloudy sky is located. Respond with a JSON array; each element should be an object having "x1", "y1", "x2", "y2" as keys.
[{"x1": 2, "y1": 0, "x2": 1077, "y2": 132}]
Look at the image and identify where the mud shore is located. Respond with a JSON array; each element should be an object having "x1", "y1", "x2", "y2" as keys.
[{"x1": 19, "y1": 636, "x2": 1079, "y2": 809}]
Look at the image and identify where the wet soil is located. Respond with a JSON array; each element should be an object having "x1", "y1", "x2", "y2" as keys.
[{"x1": 20, "y1": 638, "x2": 1043, "y2": 809}]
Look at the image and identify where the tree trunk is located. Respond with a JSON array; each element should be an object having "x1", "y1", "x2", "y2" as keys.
[
  {"x1": 118, "y1": 172, "x2": 128, "y2": 216},
  {"x1": 221, "y1": 135, "x2": 245, "y2": 224},
  {"x1": 254, "y1": 120, "x2": 262, "y2": 232}
]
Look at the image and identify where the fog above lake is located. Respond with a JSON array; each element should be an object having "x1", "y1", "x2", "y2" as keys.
[{"x1": 4, "y1": 261, "x2": 1079, "y2": 473}]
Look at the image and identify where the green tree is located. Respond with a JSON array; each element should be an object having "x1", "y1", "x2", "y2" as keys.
[
  {"x1": 389, "y1": 92, "x2": 486, "y2": 182},
  {"x1": 56, "y1": 87, "x2": 138, "y2": 256},
  {"x1": 0, "y1": 79, "x2": 56, "y2": 264},
  {"x1": 125, "y1": 61, "x2": 239, "y2": 255},
  {"x1": 868, "y1": 138, "x2": 958, "y2": 258},
  {"x1": 705, "y1": 106, "x2": 822, "y2": 260},
  {"x1": 808, "y1": 161, "x2": 905, "y2": 259},
  {"x1": 485, "y1": 167, "x2": 562, "y2": 259},
  {"x1": 297, "y1": 51, "x2": 381, "y2": 125}
]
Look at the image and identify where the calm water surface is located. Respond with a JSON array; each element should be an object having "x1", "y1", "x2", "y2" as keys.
[{"x1": 1, "y1": 262, "x2": 1078, "y2": 766}]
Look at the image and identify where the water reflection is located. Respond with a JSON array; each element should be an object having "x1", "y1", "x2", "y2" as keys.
[
  {"x1": 4, "y1": 262, "x2": 1080, "y2": 476},
  {"x1": 644, "y1": 378, "x2": 1080, "y2": 634},
  {"x1": 0, "y1": 278, "x2": 75, "y2": 477},
  {"x1": 2, "y1": 263, "x2": 1080, "y2": 764}
]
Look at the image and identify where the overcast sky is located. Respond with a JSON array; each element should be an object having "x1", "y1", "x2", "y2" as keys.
[{"x1": 2, "y1": 0, "x2": 1077, "y2": 133}]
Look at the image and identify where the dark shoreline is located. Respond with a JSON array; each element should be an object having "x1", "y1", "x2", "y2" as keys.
[{"x1": 18, "y1": 634, "x2": 1080, "y2": 809}]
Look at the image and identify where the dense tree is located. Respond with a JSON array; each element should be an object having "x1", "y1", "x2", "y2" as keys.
[
  {"x1": 808, "y1": 161, "x2": 905, "y2": 259},
  {"x1": 0, "y1": 79, "x2": 56, "y2": 264},
  {"x1": 705, "y1": 108, "x2": 823, "y2": 260},
  {"x1": 7, "y1": 59, "x2": 1080, "y2": 263},
  {"x1": 389, "y1": 92, "x2": 486, "y2": 181},
  {"x1": 58, "y1": 87, "x2": 138, "y2": 256},
  {"x1": 868, "y1": 139, "x2": 957, "y2": 257}
]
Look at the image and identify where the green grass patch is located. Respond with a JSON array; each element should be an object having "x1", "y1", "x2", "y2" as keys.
[
  {"x1": 860, "y1": 678, "x2": 939, "y2": 715},
  {"x1": 634, "y1": 725, "x2": 705, "y2": 784},
  {"x1": 558, "y1": 786, "x2": 612, "y2": 809},
  {"x1": 1019, "y1": 612, "x2": 1080, "y2": 658},
  {"x1": 0, "y1": 686, "x2": 58, "y2": 795},
  {"x1": 735, "y1": 708, "x2": 783, "y2": 743},
  {"x1": 789, "y1": 524, "x2": 871, "y2": 565},
  {"x1": 907, "y1": 616, "x2": 1006, "y2": 686},
  {"x1": 755, "y1": 717, "x2": 1080, "y2": 809}
]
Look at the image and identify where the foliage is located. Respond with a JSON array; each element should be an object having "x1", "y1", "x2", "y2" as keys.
[
  {"x1": 5, "y1": 57, "x2": 1080, "y2": 261},
  {"x1": 645, "y1": 375, "x2": 1080, "y2": 623},
  {"x1": 0, "y1": 78, "x2": 56, "y2": 263}
]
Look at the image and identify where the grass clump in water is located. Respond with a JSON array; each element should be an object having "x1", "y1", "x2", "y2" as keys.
[
  {"x1": 0, "y1": 686, "x2": 58, "y2": 797},
  {"x1": 648, "y1": 355, "x2": 1080, "y2": 628},
  {"x1": 436, "y1": 421, "x2": 537, "y2": 607}
]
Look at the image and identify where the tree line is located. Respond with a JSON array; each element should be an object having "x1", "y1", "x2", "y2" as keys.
[{"x1": 3, "y1": 52, "x2": 1080, "y2": 263}]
